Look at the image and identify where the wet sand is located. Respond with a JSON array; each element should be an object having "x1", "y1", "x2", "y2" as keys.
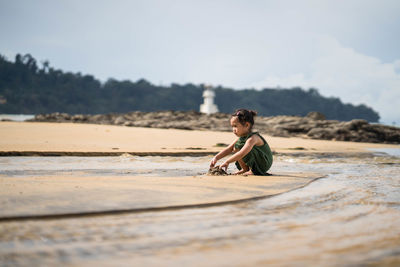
[
  {"x1": 1, "y1": 154, "x2": 399, "y2": 266},
  {"x1": 0, "y1": 172, "x2": 322, "y2": 220}
]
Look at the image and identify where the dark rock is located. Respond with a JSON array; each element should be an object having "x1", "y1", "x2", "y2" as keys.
[
  {"x1": 33, "y1": 114, "x2": 46, "y2": 121},
  {"x1": 72, "y1": 114, "x2": 87, "y2": 121},
  {"x1": 343, "y1": 119, "x2": 368, "y2": 131},
  {"x1": 307, "y1": 128, "x2": 334, "y2": 140},
  {"x1": 306, "y1": 111, "x2": 326, "y2": 120},
  {"x1": 60, "y1": 113, "x2": 71, "y2": 120},
  {"x1": 114, "y1": 116, "x2": 126, "y2": 125}
]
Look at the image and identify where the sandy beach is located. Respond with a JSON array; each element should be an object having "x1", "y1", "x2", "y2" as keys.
[
  {"x1": 0, "y1": 121, "x2": 328, "y2": 220},
  {"x1": 1, "y1": 121, "x2": 397, "y2": 155},
  {"x1": 0, "y1": 121, "x2": 397, "y2": 217},
  {"x1": 1, "y1": 121, "x2": 399, "y2": 266}
]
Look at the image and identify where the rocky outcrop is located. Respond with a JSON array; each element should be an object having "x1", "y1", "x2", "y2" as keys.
[{"x1": 28, "y1": 111, "x2": 400, "y2": 144}]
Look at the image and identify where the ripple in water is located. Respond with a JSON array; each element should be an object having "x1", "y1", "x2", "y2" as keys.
[{"x1": 0, "y1": 153, "x2": 399, "y2": 266}]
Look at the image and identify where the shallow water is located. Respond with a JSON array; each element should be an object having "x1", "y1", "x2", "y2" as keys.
[
  {"x1": 0, "y1": 153, "x2": 400, "y2": 266},
  {"x1": 0, "y1": 155, "x2": 207, "y2": 178},
  {"x1": 0, "y1": 114, "x2": 34, "y2": 121}
]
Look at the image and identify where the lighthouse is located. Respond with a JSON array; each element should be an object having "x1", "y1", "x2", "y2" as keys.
[{"x1": 200, "y1": 85, "x2": 219, "y2": 114}]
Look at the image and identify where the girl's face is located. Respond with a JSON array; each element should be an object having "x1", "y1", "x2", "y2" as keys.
[{"x1": 230, "y1": 116, "x2": 251, "y2": 137}]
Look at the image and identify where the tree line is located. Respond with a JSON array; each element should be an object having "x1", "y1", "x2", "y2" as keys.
[{"x1": 0, "y1": 53, "x2": 380, "y2": 122}]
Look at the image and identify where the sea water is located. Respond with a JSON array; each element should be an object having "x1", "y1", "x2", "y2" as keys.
[
  {"x1": 0, "y1": 114, "x2": 35, "y2": 121},
  {"x1": 0, "y1": 152, "x2": 399, "y2": 266}
]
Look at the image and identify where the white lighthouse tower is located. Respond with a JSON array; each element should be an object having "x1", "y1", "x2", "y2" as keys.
[{"x1": 200, "y1": 85, "x2": 219, "y2": 114}]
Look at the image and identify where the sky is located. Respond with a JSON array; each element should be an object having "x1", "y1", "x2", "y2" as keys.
[{"x1": 0, "y1": 0, "x2": 399, "y2": 124}]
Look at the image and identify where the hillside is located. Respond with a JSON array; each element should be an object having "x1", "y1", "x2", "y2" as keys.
[{"x1": 0, "y1": 53, "x2": 380, "y2": 122}]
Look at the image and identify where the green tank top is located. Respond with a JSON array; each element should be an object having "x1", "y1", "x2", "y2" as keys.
[{"x1": 234, "y1": 132, "x2": 273, "y2": 175}]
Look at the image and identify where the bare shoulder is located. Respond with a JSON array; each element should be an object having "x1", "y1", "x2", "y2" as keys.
[{"x1": 247, "y1": 134, "x2": 264, "y2": 146}]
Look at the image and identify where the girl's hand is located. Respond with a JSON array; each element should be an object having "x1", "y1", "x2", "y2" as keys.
[
  {"x1": 219, "y1": 161, "x2": 229, "y2": 171},
  {"x1": 210, "y1": 156, "x2": 218, "y2": 167}
]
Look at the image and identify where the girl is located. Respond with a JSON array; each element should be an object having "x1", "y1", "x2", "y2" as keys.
[{"x1": 210, "y1": 109, "x2": 273, "y2": 175}]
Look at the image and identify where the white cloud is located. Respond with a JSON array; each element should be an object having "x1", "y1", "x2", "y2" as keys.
[
  {"x1": 251, "y1": 36, "x2": 400, "y2": 125},
  {"x1": 2, "y1": 1, "x2": 400, "y2": 125}
]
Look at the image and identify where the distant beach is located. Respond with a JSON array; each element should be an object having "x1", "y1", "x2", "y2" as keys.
[{"x1": 1, "y1": 121, "x2": 398, "y2": 155}]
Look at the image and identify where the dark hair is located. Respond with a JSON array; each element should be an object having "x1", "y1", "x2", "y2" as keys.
[{"x1": 231, "y1": 109, "x2": 258, "y2": 128}]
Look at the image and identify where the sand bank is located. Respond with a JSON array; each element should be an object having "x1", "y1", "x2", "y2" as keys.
[
  {"x1": 0, "y1": 121, "x2": 398, "y2": 156},
  {"x1": 0, "y1": 172, "x2": 322, "y2": 221}
]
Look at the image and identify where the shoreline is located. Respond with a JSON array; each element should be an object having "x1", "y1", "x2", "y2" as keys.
[
  {"x1": 0, "y1": 151, "x2": 216, "y2": 157},
  {"x1": 0, "y1": 151, "x2": 386, "y2": 158},
  {"x1": 0, "y1": 121, "x2": 398, "y2": 157}
]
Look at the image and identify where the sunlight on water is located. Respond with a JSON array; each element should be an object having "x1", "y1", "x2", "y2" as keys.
[
  {"x1": 369, "y1": 147, "x2": 400, "y2": 157},
  {"x1": 0, "y1": 152, "x2": 399, "y2": 266}
]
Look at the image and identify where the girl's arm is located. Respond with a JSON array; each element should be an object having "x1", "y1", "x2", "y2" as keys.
[
  {"x1": 210, "y1": 139, "x2": 237, "y2": 167},
  {"x1": 219, "y1": 136, "x2": 258, "y2": 169}
]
